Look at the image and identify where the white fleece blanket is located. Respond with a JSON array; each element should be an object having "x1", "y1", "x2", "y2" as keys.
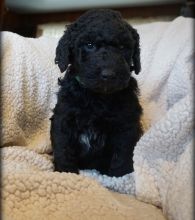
[{"x1": 1, "y1": 16, "x2": 194, "y2": 220}]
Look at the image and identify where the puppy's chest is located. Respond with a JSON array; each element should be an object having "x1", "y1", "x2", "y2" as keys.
[
  {"x1": 75, "y1": 96, "x2": 129, "y2": 135},
  {"x1": 78, "y1": 128, "x2": 105, "y2": 157},
  {"x1": 68, "y1": 93, "x2": 131, "y2": 155},
  {"x1": 76, "y1": 106, "x2": 114, "y2": 157}
]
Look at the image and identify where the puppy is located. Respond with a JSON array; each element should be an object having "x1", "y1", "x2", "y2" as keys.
[{"x1": 50, "y1": 9, "x2": 143, "y2": 177}]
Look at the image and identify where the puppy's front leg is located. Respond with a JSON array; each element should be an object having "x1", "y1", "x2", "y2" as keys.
[
  {"x1": 50, "y1": 115, "x2": 79, "y2": 174},
  {"x1": 108, "y1": 127, "x2": 142, "y2": 177}
]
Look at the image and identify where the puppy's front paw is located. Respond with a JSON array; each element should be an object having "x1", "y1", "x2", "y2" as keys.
[
  {"x1": 108, "y1": 153, "x2": 133, "y2": 177},
  {"x1": 108, "y1": 169, "x2": 122, "y2": 177},
  {"x1": 108, "y1": 165, "x2": 132, "y2": 177},
  {"x1": 54, "y1": 165, "x2": 79, "y2": 174}
]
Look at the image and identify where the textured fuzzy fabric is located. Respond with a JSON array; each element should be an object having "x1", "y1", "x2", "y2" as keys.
[
  {"x1": 2, "y1": 146, "x2": 166, "y2": 220},
  {"x1": 1, "y1": 16, "x2": 193, "y2": 220}
]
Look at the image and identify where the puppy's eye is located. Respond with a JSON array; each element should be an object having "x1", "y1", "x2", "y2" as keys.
[{"x1": 84, "y1": 43, "x2": 96, "y2": 51}]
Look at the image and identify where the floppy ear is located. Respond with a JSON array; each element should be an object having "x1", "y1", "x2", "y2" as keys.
[
  {"x1": 131, "y1": 28, "x2": 141, "y2": 75},
  {"x1": 55, "y1": 26, "x2": 72, "y2": 73}
]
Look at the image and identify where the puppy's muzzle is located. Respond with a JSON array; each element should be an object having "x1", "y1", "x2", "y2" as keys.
[{"x1": 101, "y1": 69, "x2": 116, "y2": 81}]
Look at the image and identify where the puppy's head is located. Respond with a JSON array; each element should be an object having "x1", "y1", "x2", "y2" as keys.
[{"x1": 55, "y1": 9, "x2": 141, "y2": 94}]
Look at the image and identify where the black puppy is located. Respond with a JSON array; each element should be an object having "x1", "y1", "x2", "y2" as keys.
[{"x1": 50, "y1": 9, "x2": 143, "y2": 177}]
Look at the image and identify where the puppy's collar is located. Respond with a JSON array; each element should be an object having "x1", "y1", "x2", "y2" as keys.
[
  {"x1": 75, "y1": 75, "x2": 85, "y2": 86},
  {"x1": 75, "y1": 76, "x2": 81, "y2": 83},
  {"x1": 66, "y1": 65, "x2": 84, "y2": 86}
]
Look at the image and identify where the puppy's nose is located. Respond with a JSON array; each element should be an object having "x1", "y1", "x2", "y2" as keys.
[{"x1": 101, "y1": 69, "x2": 115, "y2": 80}]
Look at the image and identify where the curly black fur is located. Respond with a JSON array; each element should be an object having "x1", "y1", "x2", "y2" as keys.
[{"x1": 50, "y1": 9, "x2": 143, "y2": 177}]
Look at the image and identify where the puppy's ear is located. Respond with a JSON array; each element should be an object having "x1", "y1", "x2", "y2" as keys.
[
  {"x1": 131, "y1": 28, "x2": 141, "y2": 75},
  {"x1": 55, "y1": 26, "x2": 72, "y2": 73}
]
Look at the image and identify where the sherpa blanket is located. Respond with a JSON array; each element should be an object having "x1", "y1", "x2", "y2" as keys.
[{"x1": 1, "y1": 16, "x2": 193, "y2": 220}]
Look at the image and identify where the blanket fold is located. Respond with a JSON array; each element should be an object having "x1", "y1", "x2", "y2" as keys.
[{"x1": 1, "y1": 16, "x2": 194, "y2": 220}]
